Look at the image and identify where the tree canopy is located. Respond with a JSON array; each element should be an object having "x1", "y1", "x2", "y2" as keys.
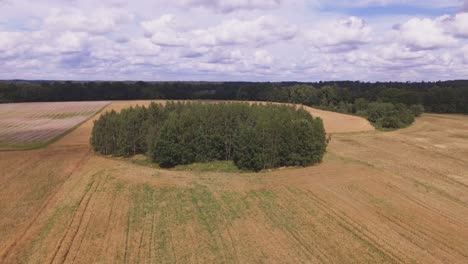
[{"x1": 91, "y1": 102, "x2": 327, "y2": 172}]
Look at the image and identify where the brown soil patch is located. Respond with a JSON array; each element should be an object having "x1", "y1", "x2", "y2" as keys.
[{"x1": 0, "y1": 102, "x2": 466, "y2": 264}]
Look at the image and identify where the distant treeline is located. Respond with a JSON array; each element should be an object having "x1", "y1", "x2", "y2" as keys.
[
  {"x1": 91, "y1": 102, "x2": 327, "y2": 171},
  {"x1": 1, "y1": 80, "x2": 467, "y2": 112},
  {"x1": 1, "y1": 80, "x2": 467, "y2": 128}
]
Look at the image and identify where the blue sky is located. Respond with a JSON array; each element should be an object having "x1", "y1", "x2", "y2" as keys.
[{"x1": 0, "y1": 0, "x2": 468, "y2": 81}]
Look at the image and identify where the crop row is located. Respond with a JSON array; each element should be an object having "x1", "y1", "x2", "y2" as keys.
[{"x1": 0, "y1": 101, "x2": 109, "y2": 146}]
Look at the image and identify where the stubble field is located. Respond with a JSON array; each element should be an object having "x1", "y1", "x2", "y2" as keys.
[
  {"x1": 0, "y1": 101, "x2": 467, "y2": 263},
  {"x1": 0, "y1": 101, "x2": 109, "y2": 150}
]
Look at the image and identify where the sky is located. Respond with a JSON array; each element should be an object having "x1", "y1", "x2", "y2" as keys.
[{"x1": 1, "y1": 0, "x2": 468, "y2": 81}]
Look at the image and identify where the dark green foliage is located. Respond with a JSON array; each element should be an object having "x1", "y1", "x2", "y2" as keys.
[
  {"x1": 233, "y1": 125, "x2": 264, "y2": 171},
  {"x1": 118, "y1": 106, "x2": 149, "y2": 156},
  {"x1": 2, "y1": 80, "x2": 466, "y2": 114},
  {"x1": 366, "y1": 102, "x2": 415, "y2": 129},
  {"x1": 91, "y1": 102, "x2": 327, "y2": 172},
  {"x1": 7, "y1": 79, "x2": 468, "y2": 129},
  {"x1": 410, "y1": 104, "x2": 425, "y2": 117},
  {"x1": 91, "y1": 106, "x2": 151, "y2": 157},
  {"x1": 150, "y1": 111, "x2": 196, "y2": 168}
]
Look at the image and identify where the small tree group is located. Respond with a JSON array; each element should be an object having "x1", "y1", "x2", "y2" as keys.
[
  {"x1": 91, "y1": 102, "x2": 327, "y2": 171},
  {"x1": 366, "y1": 102, "x2": 419, "y2": 129}
]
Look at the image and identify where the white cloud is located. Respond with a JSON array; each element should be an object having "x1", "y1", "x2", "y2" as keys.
[
  {"x1": 55, "y1": 31, "x2": 89, "y2": 53},
  {"x1": 203, "y1": 16, "x2": 297, "y2": 46},
  {"x1": 393, "y1": 17, "x2": 458, "y2": 51},
  {"x1": 442, "y1": 12, "x2": 468, "y2": 38},
  {"x1": 253, "y1": 50, "x2": 273, "y2": 67},
  {"x1": 141, "y1": 15, "x2": 185, "y2": 47},
  {"x1": 43, "y1": 8, "x2": 133, "y2": 35},
  {"x1": 304, "y1": 17, "x2": 372, "y2": 52},
  {"x1": 142, "y1": 15, "x2": 297, "y2": 48},
  {"x1": 0, "y1": 32, "x2": 22, "y2": 52}
]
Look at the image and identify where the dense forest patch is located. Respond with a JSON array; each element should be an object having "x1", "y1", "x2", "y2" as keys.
[{"x1": 91, "y1": 102, "x2": 327, "y2": 172}]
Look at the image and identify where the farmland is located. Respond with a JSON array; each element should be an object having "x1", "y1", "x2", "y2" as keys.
[
  {"x1": 0, "y1": 101, "x2": 467, "y2": 263},
  {"x1": 0, "y1": 101, "x2": 109, "y2": 150}
]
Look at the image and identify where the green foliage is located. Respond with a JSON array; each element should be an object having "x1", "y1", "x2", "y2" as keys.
[
  {"x1": 366, "y1": 102, "x2": 415, "y2": 129},
  {"x1": 410, "y1": 104, "x2": 425, "y2": 117},
  {"x1": 91, "y1": 102, "x2": 328, "y2": 172},
  {"x1": 175, "y1": 160, "x2": 242, "y2": 173},
  {"x1": 233, "y1": 124, "x2": 264, "y2": 171},
  {"x1": 290, "y1": 85, "x2": 320, "y2": 105},
  {"x1": 354, "y1": 98, "x2": 369, "y2": 113},
  {"x1": 2, "y1": 80, "x2": 467, "y2": 115}
]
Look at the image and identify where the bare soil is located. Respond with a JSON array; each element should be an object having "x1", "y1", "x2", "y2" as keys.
[{"x1": 0, "y1": 101, "x2": 466, "y2": 264}]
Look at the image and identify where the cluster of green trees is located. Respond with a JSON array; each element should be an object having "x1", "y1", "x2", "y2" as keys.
[
  {"x1": 283, "y1": 85, "x2": 425, "y2": 129},
  {"x1": 91, "y1": 102, "x2": 327, "y2": 171}
]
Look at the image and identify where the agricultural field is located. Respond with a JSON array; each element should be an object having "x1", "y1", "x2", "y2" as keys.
[
  {"x1": 0, "y1": 101, "x2": 109, "y2": 150},
  {"x1": 0, "y1": 101, "x2": 467, "y2": 264}
]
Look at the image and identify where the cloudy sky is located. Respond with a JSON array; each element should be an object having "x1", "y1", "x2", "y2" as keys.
[{"x1": 1, "y1": 0, "x2": 468, "y2": 81}]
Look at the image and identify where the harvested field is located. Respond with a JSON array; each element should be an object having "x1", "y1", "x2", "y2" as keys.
[
  {"x1": 304, "y1": 106, "x2": 374, "y2": 133},
  {"x1": 0, "y1": 101, "x2": 109, "y2": 150},
  {"x1": 0, "y1": 101, "x2": 467, "y2": 264}
]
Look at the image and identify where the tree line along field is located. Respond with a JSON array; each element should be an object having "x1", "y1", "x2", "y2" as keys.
[
  {"x1": 0, "y1": 100, "x2": 467, "y2": 263},
  {"x1": 2, "y1": 80, "x2": 467, "y2": 129},
  {"x1": 0, "y1": 101, "x2": 109, "y2": 150}
]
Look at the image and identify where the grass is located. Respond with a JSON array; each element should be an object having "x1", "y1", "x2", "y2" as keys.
[
  {"x1": 174, "y1": 160, "x2": 244, "y2": 173},
  {"x1": 0, "y1": 141, "x2": 49, "y2": 151},
  {"x1": 126, "y1": 155, "x2": 246, "y2": 173},
  {"x1": 127, "y1": 183, "x2": 234, "y2": 262},
  {"x1": 128, "y1": 155, "x2": 160, "y2": 168}
]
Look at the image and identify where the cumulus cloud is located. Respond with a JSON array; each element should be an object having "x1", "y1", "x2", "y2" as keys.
[
  {"x1": 44, "y1": 8, "x2": 133, "y2": 35},
  {"x1": 441, "y1": 13, "x2": 468, "y2": 38},
  {"x1": 141, "y1": 15, "x2": 185, "y2": 47},
  {"x1": 393, "y1": 17, "x2": 458, "y2": 51},
  {"x1": 55, "y1": 31, "x2": 90, "y2": 53},
  {"x1": 142, "y1": 15, "x2": 297, "y2": 48},
  {"x1": 305, "y1": 17, "x2": 372, "y2": 52}
]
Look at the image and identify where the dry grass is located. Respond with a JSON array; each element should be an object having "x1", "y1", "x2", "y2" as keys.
[{"x1": 0, "y1": 101, "x2": 467, "y2": 264}]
